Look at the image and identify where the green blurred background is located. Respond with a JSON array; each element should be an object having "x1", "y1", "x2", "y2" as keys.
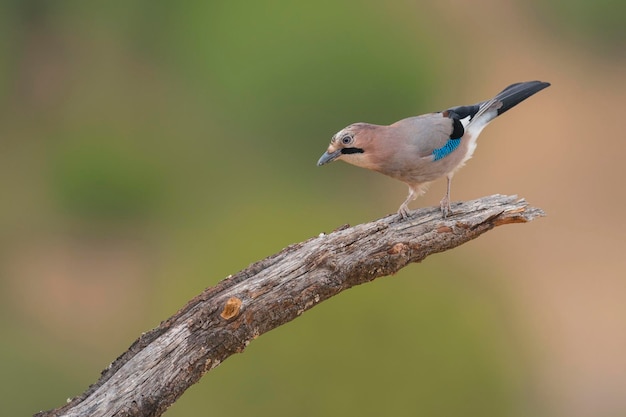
[{"x1": 1, "y1": 1, "x2": 625, "y2": 416}]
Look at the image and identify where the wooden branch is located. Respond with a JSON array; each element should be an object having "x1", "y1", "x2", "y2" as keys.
[{"x1": 35, "y1": 194, "x2": 544, "y2": 417}]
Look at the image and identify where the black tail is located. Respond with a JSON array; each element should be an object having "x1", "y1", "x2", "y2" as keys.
[
  {"x1": 494, "y1": 80, "x2": 550, "y2": 115},
  {"x1": 443, "y1": 80, "x2": 550, "y2": 132}
]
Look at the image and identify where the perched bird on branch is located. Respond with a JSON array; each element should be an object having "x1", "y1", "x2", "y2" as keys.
[{"x1": 317, "y1": 81, "x2": 550, "y2": 219}]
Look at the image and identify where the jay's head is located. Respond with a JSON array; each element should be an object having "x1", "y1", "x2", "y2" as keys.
[{"x1": 317, "y1": 123, "x2": 378, "y2": 168}]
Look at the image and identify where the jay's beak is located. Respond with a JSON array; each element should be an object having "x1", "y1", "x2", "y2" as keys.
[{"x1": 317, "y1": 149, "x2": 341, "y2": 166}]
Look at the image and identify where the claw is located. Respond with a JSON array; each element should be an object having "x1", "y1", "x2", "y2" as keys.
[
  {"x1": 439, "y1": 195, "x2": 452, "y2": 218},
  {"x1": 398, "y1": 205, "x2": 410, "y2": 220}
]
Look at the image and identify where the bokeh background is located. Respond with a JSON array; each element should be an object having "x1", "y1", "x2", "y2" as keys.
[{"x1": 1, "y1": 1, "x2": 625, "y2": 416}]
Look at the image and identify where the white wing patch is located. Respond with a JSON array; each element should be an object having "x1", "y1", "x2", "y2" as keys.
[{"x1": 460, "y1": 115, "x2": 471, "y2": 129}]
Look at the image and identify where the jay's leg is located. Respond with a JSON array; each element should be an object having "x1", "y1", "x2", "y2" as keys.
[
  {"x1": 398, "y1": 183, "x2": 428, "y2": 219},
  {"x1": 398, "y1": 188, "x2": 416, "y2": 219},
  {"x1": 439, "y1": 175, "x2": 453, "y2": 218}
]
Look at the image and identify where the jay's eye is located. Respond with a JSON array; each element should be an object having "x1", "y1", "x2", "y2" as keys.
[{"x1": 341, "y1": 135, "x2": 353, "y2": 145}]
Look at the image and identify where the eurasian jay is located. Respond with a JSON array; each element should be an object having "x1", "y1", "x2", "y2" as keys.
[{"x1": 317, "y1": 81, "x2": 550, "y2": 219}]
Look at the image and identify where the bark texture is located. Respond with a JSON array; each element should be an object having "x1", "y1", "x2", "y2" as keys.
[{"x1": 35, "y1": 194, "x2": 544, "y2": 417}]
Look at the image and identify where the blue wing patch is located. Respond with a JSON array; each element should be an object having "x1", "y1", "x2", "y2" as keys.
[{"x1": 432, "y1": 138, "x2": 461, "y2": 161}]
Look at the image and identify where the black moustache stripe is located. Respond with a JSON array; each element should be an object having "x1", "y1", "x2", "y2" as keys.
[{"x1": 341, "y1": 147, "x2": 364, "y2": 155}]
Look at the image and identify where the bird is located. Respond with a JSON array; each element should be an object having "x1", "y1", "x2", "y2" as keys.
[{"x1": 317, "y1": 80, "x2": 550, "y2": 219}]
